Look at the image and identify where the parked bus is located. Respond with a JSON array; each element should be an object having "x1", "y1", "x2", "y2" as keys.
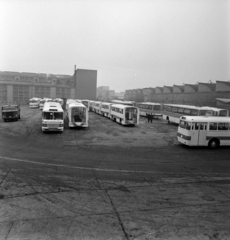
[
  {"x1": 100, "y1": 102, "x2": 113, "y2": 118},
  {"x1": 1, "y1": 104, "x2": 20, "y2": 121},
  {"x1": 162, "y1": 104, "x2": 229, "y2": 124},
  {"x1": 29, "y1": 98, "x2": 40, "y2": 108},
  {"x1": 110, "y1": 104, "x2": 139, "y2": 125},
  {"x1": 39, "y1": 98, "x2": 52, "y2": 110},
  {"x1": 135, "y1": 102, "x2": 162, "y2": 118},
  {"x1": 42, "y1": 102, "x2": 64, "y2": 132},
  {"x1": 92, "y1": 101, "x2": 101, "y2": 114},
  {"x1": 81, "y1": 100, "x2": 91, "y2": 111},
  {"x1": 177, "y1": 116, "x2": 230, "y2": 148},
  {"x1": 66, "y1": 101, "x2": 89, "y2": 127}
]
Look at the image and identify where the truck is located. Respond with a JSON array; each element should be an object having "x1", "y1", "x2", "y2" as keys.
[{"x1": 1, "y1": 104, "x2": 21, "y2": 121}]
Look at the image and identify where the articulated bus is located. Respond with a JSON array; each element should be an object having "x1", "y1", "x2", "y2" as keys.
[
  {"x1": 42, "y1": 102, "x2": 64, "y2": 132},
  {"x1": 177, "y1": 116, "x2": 230, "y2": 148},
  {"x1": 29, "y1": 98, "x2": 40, "y2": 108},
  {"x1": 135, "y1": 102, "x2": 162, "y2": 118},
  {"x1": 162, "y1": 104, "x2": 229, "y2": 124},
  {"x1": 110, "y1": 104, "x2": 139, "y2": 125},
  {"x1": 66, "y1": 101, "x2": 89, "y2": 127}
]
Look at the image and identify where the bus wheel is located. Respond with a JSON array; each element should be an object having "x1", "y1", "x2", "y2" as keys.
[{"x1": 208, "y1": 139, "x2": 219, "y2": 149}]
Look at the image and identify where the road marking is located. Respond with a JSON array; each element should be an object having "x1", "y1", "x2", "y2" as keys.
[
  {"x1": 0, "y1": 155, "x2": 228, "y2": 176},
  {"x1": 0, "y1": 154, "x2": 188, "y2": 175}
]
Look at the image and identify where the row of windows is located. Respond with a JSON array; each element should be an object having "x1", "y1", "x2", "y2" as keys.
[
  {"x1": 101, "y1": 105, "x2": 109, "y2": 109},
  {"x1": 111, "y1": 107, "x2": 124, "y2": 114},
  {"x1": 136, "y1": 104, "x2": 161, "y2": 110},
  {"x1": 180, "y1": 121, "x2": 230, "y2": 131}
]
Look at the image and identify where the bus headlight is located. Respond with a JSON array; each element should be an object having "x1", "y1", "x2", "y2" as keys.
[
  {"x1": 59, "y1": 124, "x2": 63, "y2": 127},
  {"x1": 42, "y1": 124, "x2": 47, "y2": 127}
]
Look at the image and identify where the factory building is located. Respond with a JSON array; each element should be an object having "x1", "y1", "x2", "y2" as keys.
[
  {"x1": 124, "y1": 81, "x2": 230, "y2": 110},
  {"x1": 0, "y1": 67, "x2": 97, "y2": 104}
]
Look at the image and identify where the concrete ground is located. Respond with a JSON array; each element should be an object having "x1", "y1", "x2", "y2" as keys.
[{"x1": 0, "y1": 105, "x2": 229, "y2": 240}]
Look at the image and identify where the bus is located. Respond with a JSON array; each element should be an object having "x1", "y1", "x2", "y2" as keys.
[
  {"x1": 2, "y1": 104, "x2": 20, "y2": 121},
  {"x1": 177, "y1": 116, "x2": 230, "y2": 148},
  {"x1": 110, "y1": 104, "x2": 139, "y2": 125},
  {"x1": 135, "y1": 102, "x2": 162, "y2": 118},
  {"x1": 162, "y1": 104, "x2": 229, "y2": 124},
  {"x1": 66, "y1": 101, "x2": 89, "y2": 127},
  {"x1": 81, "y1": 100, "x2": 91, "y2": 111},
  {"x1": 39, "y1": 98, "x2": 52, "y2": 110},
  {"x1": 42, "y1": 102, "x2": 64, "y2": 132},
  {"x1": 92, "y1": 101, "x2": 101, "y2": 114},
  {"x1": 29, "y1": 98, "x2": 40, "y2": 108},
  {"x1": 100, "y1": 102, "x2": 113, "y2": 118}
]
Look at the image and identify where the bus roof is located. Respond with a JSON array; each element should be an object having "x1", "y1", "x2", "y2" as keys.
[
  {"x1": 43, "y1": 102, "x2": 63, "y2": 112},
  {"x1": 68, "y1": 102, "x2": 86, "y2": 108},
  {"x1": 180, "y1": 116, "x2": 230, "y2": 122},
  {"x1": 111, "y1": 104, "x2": 137, "y2": 109}
]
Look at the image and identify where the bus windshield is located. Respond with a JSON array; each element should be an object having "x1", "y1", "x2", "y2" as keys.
[
  {"x1": 43, "y1": 112, "x2": 63, "y2": 120},
  {"x1": 179, "y1": 120, "x2": 191, "y2": 130}
]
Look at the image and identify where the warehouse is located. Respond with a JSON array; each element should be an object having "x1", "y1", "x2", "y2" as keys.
[{"x1": 0, "y1": 67, "x2": 97, "y2": 104}]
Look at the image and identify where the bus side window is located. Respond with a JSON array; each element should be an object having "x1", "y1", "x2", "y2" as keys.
[
  {"x1": 209, "y1": 122, "x2": 217, "y2": 130},
  {"x1": 218, "y1": 123, "x2": 228, "y2": 130},
  {"x1": 194, "y1": 123, "x2": 199, "y2": 130},
  {"x1": 200, "y1": 123, "x2": 207, "y2": 130},
  {"x1": 186, "y1": 122, "x2": 191, "y2": 130}
]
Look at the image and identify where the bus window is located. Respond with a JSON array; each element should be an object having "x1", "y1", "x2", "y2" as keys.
[
  {"x1": 154, "y1": 105, "x2": 161, "y2": 110},
  {"x1": 186, "y1": 122, "x2": 191, "y2": 130},
  {"x1": 209, "y1": 122, "x2": 217, "y2": 130},
  {"x1": 218, "y1": 123, "x2": 229, "y2": 130},
  {"x1": 165, "y1": 106, "x2": 171, "y2": 111},
  {"x1": 219, "y1": 110, "x2": 228, "y2": 116},
  {"x1": 191, "y1": 110, "x2": 198, "y2": 116},
  {"x1": 179, "y1": 120, "x2": 186, "y2": 129},
  {"x1": 194, "y1": 123, "x2": 199, "y2": 130},
  {"x1": 200, "y1": 123, "x2": 207, "y2": 130},
  {"x1": 54, "y1": 112, "x2": 63, "y2": 120},
  {"x1": 172, "y1": 107, "x2": 177, "y2": 112},
  {"x1": 184, "y1": 109, "x2": 191, "y2": 115},
  {"x1": 178, "y1": 108, "x2": 184, "y2": 113}
]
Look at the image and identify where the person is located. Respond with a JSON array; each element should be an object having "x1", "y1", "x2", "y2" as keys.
[
  {"x1": 150, "y1": 113, "x2": 153, "y2": 123},
  {"x1": 146, "y1": 113, "x2": 150, "y2": 123}
]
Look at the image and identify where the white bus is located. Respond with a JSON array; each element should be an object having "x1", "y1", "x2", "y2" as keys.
[
  {"x1": 81, "y1": 100, "x2": 91, "y2": 111},
  {"x1": 92, "y1": 101, "x2": 101, "y2": 114},
  {"x1": 29, "y1": 98, "x2": 40, "y2": 108},
  {"x1": 100, "y1": 102, "x2": 113, "y2": 118},
  {"x1": 66, "y1": 102, "x2": 89, "y2": 127},
  {"x1": 135, "y1": 102, "x2": 162, "y2": 118},
  {"x1": 39, "y1": 98, "x2": 52, "y2": 110},
  {"x1": 110, "y1": 104, "x2": 139, "y2": 125},
  {"x1": 177, "y1": 116, "x2": 230, "y2": 148},
  {"x1": 42, "y1": 102, "x2": 64, "y2": 132},
  {"x1": 162, "y1": 104, "x2": 229, "y2": 124}
]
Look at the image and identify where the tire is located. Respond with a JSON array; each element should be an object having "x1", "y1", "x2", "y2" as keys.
[{"x1": 208, "y1": 139, "x2": 219, "y2": 149}]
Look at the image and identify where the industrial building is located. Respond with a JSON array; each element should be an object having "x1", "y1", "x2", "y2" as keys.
[
  {"x1": 124, "y1": 81, "x2": 230, "y2": 110},
  {"x1": 0, "y1": 67, "x2": 97, "y2": 104}
]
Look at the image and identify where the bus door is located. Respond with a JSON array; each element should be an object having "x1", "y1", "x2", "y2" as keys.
[
  {"x1": 125, "y1": 108, "x2": 137, "y2": 122},
  {"x1": 191, "y1": 122, "x2": 207, "y2": 145}
]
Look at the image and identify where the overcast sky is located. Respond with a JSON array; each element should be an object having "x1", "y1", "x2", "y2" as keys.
[{"x1": 0, "y1": 0, "x2": 229, "y2": 92}]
